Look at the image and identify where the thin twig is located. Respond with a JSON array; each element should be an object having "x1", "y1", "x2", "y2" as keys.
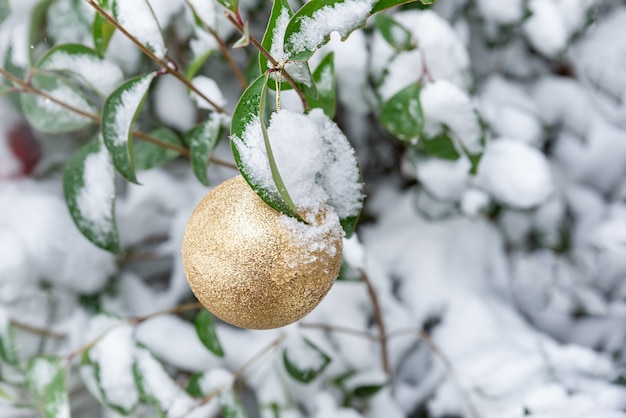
[
  {"x1": 83, "y1": 0, "x2": 229, "y2": 115},
  {"x1": 10, "y1": 320, "x2": 66, "y2": 340},
  {"x1": 225, "y1": 13, "x2": 309, "y2": 111},
  {"x1": 184, "y1": 0, "x2": 248, "y2": 88},
  {"x1": 181, "y1": 333, "x2": 286, "y2": 417},
  {"x1": 388, "y1": 327, "x2": 482, "y2": 418},
  {"x1": 0, "y1": 68, "x2": 237, "y2": 169},
  {"x1": 129, "y1": 302, "x2": 204, "y2": 325},
  {"x1": 300, "y1": 322, "x2": 379, "y2": 340},
  {"x1": 359, "y1": 268, "x2": 392, "y2": 381}
]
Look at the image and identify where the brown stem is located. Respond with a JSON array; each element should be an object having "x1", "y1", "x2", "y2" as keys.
[
  {"x1": 184, "y1": 0, "x2": 248, "y2": 89},
  {"x1": 359, "y1": 269, "x2": 392, "y2": 382},
  {"x1": 129, "y1": 302, "x2": 204, "y2": 325},
  {"x1": 10, "y1": 320, "x2": 66, "y2": 340},
  {"x1": 83, "y1": 0, "x2": 229, "y2": 115},
  {"x1": 300, "y1": 322, "x2": 379, "y2": 340},
  {"x1": 225, "y1": 13, "x2": 309, "y2": 111}
]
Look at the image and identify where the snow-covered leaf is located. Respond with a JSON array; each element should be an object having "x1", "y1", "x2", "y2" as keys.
[
  {"x1": 283, "y1": 337, "x2": 331, "y2": 383},
  {"x1": 87, "y1": 324, "x2": 139, "y2": 414},
  {"x1": 0, "y1": 310, "x2": 18, "y2": 367},
  {"x1": 308, "y1": 52, "x2": 336, "y2": 118},
  {"x1": 133, "y1": 128, "x2": 181, "y2": 171},
  {"x1": 102, "y1": 72, "x2": 156, "y2": 184},
  {"x1": 133, "y1": 345, "x2": 198, "y2": 416},
  {"x1": 21, "y1": 74, "x2": 97, "y2": 133},
  {"x1": 193, "y1": 310, "x2": 225, "y2": 358},
  {"x1": 221, "y1": 389, "x2": 247, "y2": 418},
  {"x1": 283, "y1": 0, "x2": 376, "y2": 61},
  {"x1": 26, "y1": 356, "x2": 69, "y2": 418},
  {"x1": 112, "y1": 0, "x2": 166, "y2": 59},
  {"x1": 231, "y1": 74, "x2": 301, "y2": 218},
  {"x1": 185, "y1": 115, "x2": 222, "y2": 186},
  {"x1": 374, "y1": 13, "x2": 414, "y2": 51},
  {"x1": 421, "y1": 79, "x2": 484, "y2": 155},
  {"x1": 36, "y1": 43, "x2": 124, "y2": 96},
  {"x1": 380, "y1": 81, "x2": 422, "y2": 142},
  {"x1": 260, "y1": 0, "x2": 294, "y2": 73},
  {"x1": 63, "y1": 139, "x2": 120, "y2": 253}
]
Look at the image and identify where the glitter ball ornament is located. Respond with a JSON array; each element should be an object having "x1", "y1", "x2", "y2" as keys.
[{"x1": 182, "y1": 175, "x2": 343, "y2": 330}]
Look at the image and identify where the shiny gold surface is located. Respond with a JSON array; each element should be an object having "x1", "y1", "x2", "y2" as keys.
[{"x1": 182, "y1": 175, "x2": 342, "y2": 329}]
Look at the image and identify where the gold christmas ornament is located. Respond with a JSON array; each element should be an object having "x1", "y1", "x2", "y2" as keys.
[{"x1": 182, "y1": 175, "x2": 343, "y2": 330}]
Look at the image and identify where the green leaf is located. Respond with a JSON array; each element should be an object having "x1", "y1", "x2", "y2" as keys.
[
  {"x1": 308, "y1": 52, "x2": 336, "y2": 118},
  {"x1": 93, "y1": 12, "x2": 116, "y2": 56},
  {"x1": 380, "y1": 82, "x2": 423, "y2": 142},
  {"x1": 194, "y1": 310, "x2": 225, "y2": 357},
  {"x1": 233, "y1": 21, "x2": 250, "y2": 48},
  {"x1": 26, "y1": 356, "x2": 69, "y2": 418},
  {"x1": 35, "y1": 43, "x2": 124, "y2": 96},
  {"x1": 102, "y1": 72, "x2": 156, "y2": 184},
  {"x1": 421, "y1": 132, "x2": 461, "y2": 161},
  {"x1": 283, "y1": 338, "x2": 331, "y2": 383},
  {"x1": 134, "y1": 128, "x2": 181, "y2": 170},
  {"x1": 353, "y1": 383, "x2": 386, "y2": 398},
  {"x1": 185, "y1": 372, "x2": 206, "y2": 398},
  {"x1": 185, "y1": 115, "x2": 223, "y2": 186},
  {"x1": 231, "y1": 75, "x2": 304, "y2": 220},
  {"x1": 63, "y1": 139, "x2": 120, "y2": 253},
  {"x1": 0, "y1": 311, "x2": 18, "y2": 367},
  {"x1": 0, "y1": 0, "x2": 10, "y2": 26},
  {"x1": 374, "y1": 13, "x2": 415, "y2": 50},
  {"x1": 371, "y1": 0, "x2": 427, "y2": 14},
  {"x1": 215, "y1": 0, "x2": 239, "y2": 14},
  {"x1": 186, "y1": 49, "x2": 214, "y2": 80},
  {"x1": 21, "y1": 74, "x2": 97, "y2": 133},
  {"x1": 283, "y1": 0, "x2": 374, "y2": 61}
]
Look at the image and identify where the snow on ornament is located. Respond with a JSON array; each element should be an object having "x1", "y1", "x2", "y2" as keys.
[{"x1": 183, "y1": 94, "x2": 363, "y2": 329}]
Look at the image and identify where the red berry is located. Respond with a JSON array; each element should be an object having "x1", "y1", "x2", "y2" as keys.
[{"x1": 7, "y1": 122, "x2": 41, "y2": 176}]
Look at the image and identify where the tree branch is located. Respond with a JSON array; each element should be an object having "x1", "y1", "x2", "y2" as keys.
[
  {"x1": 225, "y1": 13, "x2": 309, "y2": 111},
  {"x1": 83, "y1": 0, "x2": 229, "y2": 115}
]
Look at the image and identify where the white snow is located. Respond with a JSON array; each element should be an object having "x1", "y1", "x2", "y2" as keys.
[
  {"x1": 89, "y1": 323, "x2": 139, "y2": 411},
  {"x1": 40, "y1": 51, "x2": 123, "y2": 96},
  {"x1": 522, "y1": 0, "x2": 568, "y2": 57},
  {"x1": 286, "y1": 0, "x2": 375, "y2": 56},
  {"x1": 190, "y1": 75, "x2": 227, "y2": 111},
  {"x1": 154, "y1": 75, "x2": 196, "y2": 132},
  {"x1": 114, "y1": 0, "x2": 166, "y2": 59},
  {"x1": 421, "y1": 79, "x2": 483, "y2": 154},
  {"x1": 475, "y1": 0, "x2": 524, "y2": 24},
  {"x1": 374, "y1": 10, "x2": 470, "y2": 100},
  {"x1": 76, "y1": 141, "x2": 116, "y2": 245},
  {"x1": 36, "y1": 84, "x2": 97, "y2": 127},
  {"x1": 269, "y1": 5, "x2": 291, "y2": 64},
  {"x1": 233, "y1": 108, "x2": 362, "y2": 219},
  {"x1": 477, "y1": 139, "x2": 553, "y2": 208}
]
